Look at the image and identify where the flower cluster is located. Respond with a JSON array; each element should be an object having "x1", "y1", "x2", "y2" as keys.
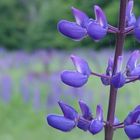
[
  {"x1": 47, "y1": 101, "x2": 104, "y2": 134},
  {"x1": 58, "y1": 5, "x2": 108, "y2": 41},
  {"x1": 61, "y1": 50, "x2": 140, "y2": 89},
  {"x1": 58, "y1": 1, "x2": 140, "y2": 42}
]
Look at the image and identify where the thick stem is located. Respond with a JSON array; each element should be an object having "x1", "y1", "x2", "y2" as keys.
[{"x1": 105, "y1": 0, "x2": 128, "y2": 140}]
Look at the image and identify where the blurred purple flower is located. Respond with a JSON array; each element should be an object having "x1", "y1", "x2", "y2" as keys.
[
  {"x1": 20, "y1": 79, "x2": 30, "y2": 103},
  {"x1": 61, "y1": 55, "x2": 91, "y2": 87},
  {"x1": 124, "y1": 105, "x2": 140, "y2": 139},
  {"x1": 0, "y1": 76, "x2": 12, "y2": 103},
  {"x1": 33, "y1": 88, "x2": 41, "y2": 110}
]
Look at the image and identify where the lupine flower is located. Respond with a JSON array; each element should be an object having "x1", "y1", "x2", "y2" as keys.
[
  {"x1": 47, "y1": 101, "x2": 78, "y2": 132},
  {"x1": 111, "y1": 56, "x2": 126, "y2": 88},
  {"x1": 134, "y1": 17, "x2": 140, "y2": 42},
  {"x1": 0, "y1": 76, "x2": 12, "y2": 103},
  {"x1": 58, "y1": 5, "x2": 108, "y2": 41},
  {"x1": 87, "y1": 5, "x2": 108, "y2": 41},
  {"x1": 61, "y1": 55, "x2": 91, "y2": 87},
  {"x1": 78, "y1": 101, "x2": 104, "y2": 134},
  {"x1": 124, "y1": 105, "x2": 140, "y2": 139},
  {"x1": 47, "y1": 101, "x2": 104, "y2": 135},
  {"x1": 101, "y1": 57, "x2": 113, "y2": 85},
  {"x1": 126, "y1": 50, "x2": 140, "y2": 76},
  {"x1": 126, "y1": 0, "x2": 136, "y2": 27},
  {"x1": 58, "y1": 7, "x2": 89, "y2": 41}
]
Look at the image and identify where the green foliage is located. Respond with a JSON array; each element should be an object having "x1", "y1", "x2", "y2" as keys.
[{"x1": 0, "y1": 0, "x2": 139, "y2": 50}]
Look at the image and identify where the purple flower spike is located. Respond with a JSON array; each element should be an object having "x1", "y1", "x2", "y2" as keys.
[
  {"x1": 134, "y1": 17, "x2": 140, "y2": 42},
  {"x1": 111, "y1": 72, "x2": 126, "y2": 88},
  {"x1": 79, "y1": 100, "x2": 93, "y2": 120},
  {"x1": 58, "y1": 20, "x2": 87, "y2": 41},
  {"x1": 47, "y1": 115, "x2": 76, "y2": 132},
  {"x1": 87, "y1": 5, "x2": 108, "y2": 41},
  {"x1": 124, "y1": 105, "x2": 140, "y2": 139},
  {"x1": 89, "y1": 119, "x2": 103, "y2": 135},
  {"x1": 96, "y1": 105, "x2": 103, "y2": 121},
  {"x1": 71, "y1": 55, "x2": 91, "y2": 75},
  {"x1": 71, "y1": 7, "x2": 89, "y2": 28},
  {"x1": 126, "y1": 0, "x2": 136, "y2": 27},
  {"x1": 77, "y1": 117, "x2": 90, "y2": 131},
  {"x1": 61, "y1": 71, "x2": 88, "y2": 87},
  {"x1": 58, "y1": 101, "x2": 78, "y2": 120}
]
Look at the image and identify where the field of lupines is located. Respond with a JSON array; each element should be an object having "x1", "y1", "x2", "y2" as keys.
[{"x1": 0, "y1": 48, "x2": 139, "y2": 140}]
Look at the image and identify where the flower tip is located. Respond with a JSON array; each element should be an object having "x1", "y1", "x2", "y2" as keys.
[{"x1": 94, "y1": 5, "x2": 100, "y2": 11}]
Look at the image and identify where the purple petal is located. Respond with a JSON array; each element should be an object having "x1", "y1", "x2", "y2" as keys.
[
  {"x1": 47, "y1": 115, "x2": 76, "y2": 132},
  {"x1": 58, "y1": 20, "x2": 87, "y2": 41},
  {"x1": 96, "y1": 105, "x2": 103, "y2": 121},
  {"x1": 114, "y1": 116, "x2": 120, "y2": 125},
  {"x1": 79, "y1": 100, "x2": 92, "y2": 120},
  {"x1": 124, "y1": 111, "x2": 134, "y2": 125},
  {"x1": 124, "y1": 124, "x2": 140, "y2": 139},
  {"x1": 94, "y1": 5, "x2": 108, "y2": 28},
  {"x1": 134, "y1": 105, "x2": 140, "y2": 111},
  {"x1": 77, "y1": 117, "x2": 90, "y2": 131},
  {"x1": 126, "y1": 0, "x2": 136, "y2": 27},
  {"x1": 101, "y1": 76, "x2": 110, "y2": 86},
  {"x1": 87, "y1": 21, "x2": 107, "y2": 41},
  {"x1": 124, "y1": 106, "x2": 140, "y2": 125},
  {"x1": 130, "y1": 66, "x2": 140, "y2": 76},
  {"x1": 106, "y1": 57, "x2": 114, "y2": 75},
  {"x1": 111, "y1": 72, "x2": 126, "y2": 88},
  {"x1": 131, "y1": 111, "x2": 140, "y2": 124},
  {"x1": 89, "y1": 119, "x2": 103, "y2": 135},
  {"x1": 126, "y1": 50, "x2": 140, "y2": 76},
  {"x1": 116, "y1": 56, "x2": 123, "y2": 73},
  {"x1": 134, "y1": 17, "x2": 140, "y2": 42},
  {"x1": 70, "y1": 55, "x2": 91, "y2": 75},
  {"x1": 58, "y1": 101, "x2": 78, "y2": 120},
  {"x1": 71, "y1": 7, "x2": 89, "y2": 28},
  {"x1": 61, "y1": 71, "x2": 88, "y2": 87}
]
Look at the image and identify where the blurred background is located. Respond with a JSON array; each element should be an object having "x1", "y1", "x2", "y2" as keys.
[{"x1": 0, "y1": 0, "x2": 140, "y2": 140}]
